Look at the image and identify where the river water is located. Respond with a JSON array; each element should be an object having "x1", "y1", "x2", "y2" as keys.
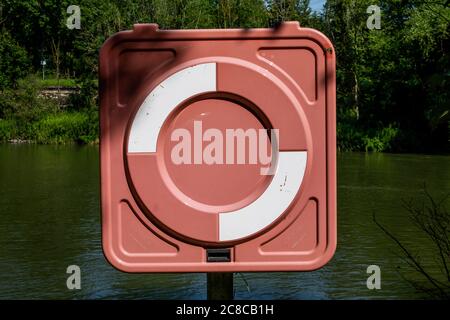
[{"x1": 0, "y1": 144, "x2": 449, "y2": 299}]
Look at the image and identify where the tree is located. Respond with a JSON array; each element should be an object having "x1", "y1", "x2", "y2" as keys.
[
  {"x1": 0, "y1": 0, "x2": 448, "y2": 151},
  {"x1": 214, "y1": 0, "x2": 268, "y2": 28},
  {"x1": 0, "y1": 30, "x2": 30, "y2": 90}
]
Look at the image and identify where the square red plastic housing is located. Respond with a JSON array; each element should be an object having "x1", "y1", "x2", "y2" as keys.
[{"x1": 100, "y1": 22, "x2": 336, "y2": 272}]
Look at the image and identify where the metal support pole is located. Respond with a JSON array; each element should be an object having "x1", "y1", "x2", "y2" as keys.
[{"x1": 207, "y1": 273, "x2": 234, "y2": 300}]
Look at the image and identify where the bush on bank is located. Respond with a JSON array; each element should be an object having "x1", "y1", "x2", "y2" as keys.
[{"x1": 0, "y1": 75, "x2": 98, "y2": 144}]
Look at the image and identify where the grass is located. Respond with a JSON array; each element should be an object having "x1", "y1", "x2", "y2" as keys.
[
  {"x1": 0, "y1": 112, "x2": 98, "y2": 144},
  {"x1": 32, "y1": 111, "x2": 98, "y2": 144},
  {"x1": 0, "y1": 119, "x2": 17, "y2": 141},
  {"x1": 0, "y1": 74, "x2": 99, "y2": 144}
]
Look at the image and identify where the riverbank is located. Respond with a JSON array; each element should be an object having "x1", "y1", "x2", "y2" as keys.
[
  {"x1": 0, "y1": 111, "x2": 98, "y2": 145},
  {"x1": 0, "y1": 75, "x2": 98, "y2": 145},
  {"x1": 0, "y1": 111, "x2": 448, "y2": 152},
  {"x1": 0, "y1": 76, "x2": 447, "y2": 152}
]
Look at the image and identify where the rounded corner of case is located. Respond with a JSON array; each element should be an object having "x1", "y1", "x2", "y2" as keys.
[{"x1": 101, "y1": 242, "x2": 134, "y2": 273}]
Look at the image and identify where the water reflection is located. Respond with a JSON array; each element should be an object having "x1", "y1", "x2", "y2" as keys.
[{"x1": 0, "y1": 145, "x2": 448, "y2": 299}]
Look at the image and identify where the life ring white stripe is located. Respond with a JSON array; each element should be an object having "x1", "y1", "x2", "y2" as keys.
[
  {"x1": 128, "y1": 63, "x2": 216, "y2": 153},
  {"x1": 219, "y1": 151, "x2": 307, "y2": 241}
]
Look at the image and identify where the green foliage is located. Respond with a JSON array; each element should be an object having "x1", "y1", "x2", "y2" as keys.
[
  {"x1": 0, "y1": 76, "x2": 58, "y2": 126},
  {"x1": 67, "y1": 78, "x2": 98, "y2": 111},
  {"x1": 338, "y1": 122, "x2": 400, "y2": 152},
  {"x1": 215, "y1": 0, "x2": 269, "y2": 28},
  {"x1": 268, "y1": 0, "x2": 313, "y2": 26},
  {"x1": 362, "y1": 125, "x2": 400, "y2": 152},
  {"x1": 0, "y1": 0, "x2": 448, "y2": 150},
  {"x1": 337, "y1": 122, "x2": 364, "y2": 151},
  {"x1": 324, "y1": 0, "x2": 449, "y2": 153},
  {"x1": 32, "y1": 111, "x2": 98, "y2": 144},
  {"x1": 0, "y1": 30, "x2": 30, "y2": 89},
  {"x1": 0, "y1": 119, "x2": 17, "y2": 141},
  {"x1": 0, "y1": 74, "x2": 97, "y2": 144}
]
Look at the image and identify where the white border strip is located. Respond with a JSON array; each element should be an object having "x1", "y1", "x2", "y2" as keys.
[
  {"x1": 128, "y1": 63, "x2": 216, "y2": 153},
  {"x1": 219, "y1": 151, "x2": 307, "y2": 241}
]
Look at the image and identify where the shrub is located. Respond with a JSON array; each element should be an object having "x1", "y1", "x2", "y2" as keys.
[
  {"x1": 32, "y1": 111, "x2": 98, "y2": 144},
  {"x1": 337, "y1": 122, "x2": 364, "y2": 151},
  {"x1": 337, "y1": 122, "x2": 400, "y2": 152},
  {"x1": 1, "y1": 75, "x2": 58, "y2": 123},
  {"x1": 363, "y1": 125, "x2": 399, "y2": 152},
  {"x1": 67, "y1": 78, "x2": 98, "y2": 111},
  {"x1": 0, "y1": 119, "x2": 17, "y2": 142},
  {"x1": 0, "y1": 30, "x2": 30, "y2": 90}
]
